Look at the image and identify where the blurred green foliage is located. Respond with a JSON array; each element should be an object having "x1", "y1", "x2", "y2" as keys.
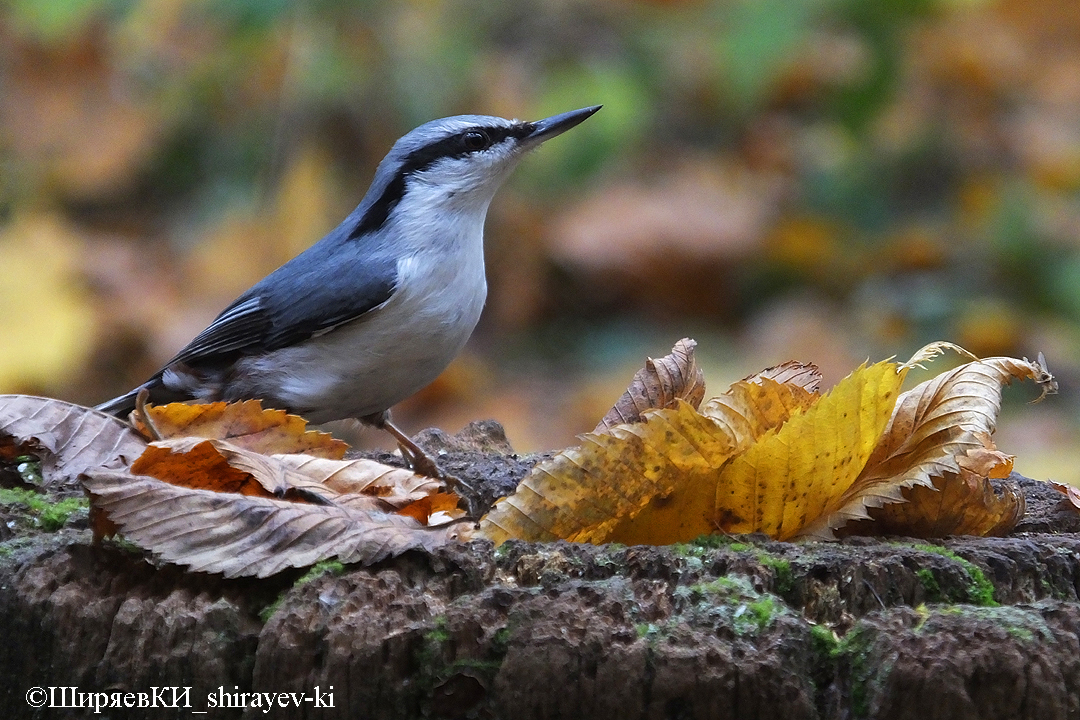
[{"x1": 1, "y1": 0, "x2": 1079, "y2": 461}]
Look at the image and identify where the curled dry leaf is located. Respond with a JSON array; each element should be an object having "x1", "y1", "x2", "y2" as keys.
[
  {"x1": 481, "y1": 341, "x2": 1051, "y2": 547},
  {"x1": 593, "y1": 338, "x2": 706, "y2": 433},
  {"x1": 1049, "y1": 480, "x2": 1080, "y2": 511},
  {"x1": 840, "y1": 467, "x2": 1025, "y2": 538},
  {"x1": 841, "y1": 432, "x2": 1023, "y2": 537},
  {"x1": 0, "y1": 394, "x2": 146, "y2": 488},
  {"x1": 274, "y1": 454, "x2": 441, "y2": 509},
  {"x1": 133, "y1": 400, "x2": 348, "y2": 459},
  {"x1": 82, "y1": 470, "x2": 465, "y2": 578},
  {"x1": 745, "y1": 360, "x2": 822, "y2": 393},
  {"x1": 797, "y1": 349, "x2": 1056, "y2": 539},
  {"x1": 479, "y1": 362, "x2": 823, "y2": 546},
  {"x1": 133, "y1": 437, "x2": 441, "y2": 512}
]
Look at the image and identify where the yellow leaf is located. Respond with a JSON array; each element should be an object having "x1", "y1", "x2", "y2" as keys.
[
  {"x1": 699, "y1": 372, "x2": 820, "y2": 450},
  {"x1": 606, "y1": 376, "x2": 820, "y2": 544},
  {"x1": 479, "y1": 369, "x2": 821, "y2": 546},
  {"x1": 478, "y1": 400, "x2": 738, "y2": 546},
  {"x1": 713, "y1": 359, "x2": 906, "y2": 540},
  {"x1": 134, "y1": 400, "x2": 348, "y2": 459},
  {"x1": 479, "y1": 343, "x2": 1053, "y2": 546}
]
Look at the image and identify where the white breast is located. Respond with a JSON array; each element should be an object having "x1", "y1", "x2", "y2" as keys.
[{"x1": 236, "y1": 221, "x2": 488, "y2": 423}]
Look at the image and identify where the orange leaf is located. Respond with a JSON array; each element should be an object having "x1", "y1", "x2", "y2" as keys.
[
  {"x1": 397, "y1": 492, "x2": 461, "y2": 524},
  {"x1": 135, "y1": 400, "x2": 347, "y2": 458},
  {"x1": 131, "y1": 440, "x2": 272, "y2": 498}
]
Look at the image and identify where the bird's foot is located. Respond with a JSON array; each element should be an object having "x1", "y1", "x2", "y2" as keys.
[
  {"x1": 396, "y1": 437, "x2": 445, "y2": 480},
  {"x1": 363, "y1": 412, "x2": 479, "y2": 504}
]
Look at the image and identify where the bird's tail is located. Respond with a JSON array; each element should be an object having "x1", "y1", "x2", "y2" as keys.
[
  {"x1": 95, "y1": 378, "x2": 168, "y2": 418},
  {"x1": 96, "y1": 388, "x2": 144, "y2": 418}
]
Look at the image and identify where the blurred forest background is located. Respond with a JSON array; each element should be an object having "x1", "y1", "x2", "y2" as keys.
[{"x1": 2, "y1": 0, "x2": 1080, "y2": 484}]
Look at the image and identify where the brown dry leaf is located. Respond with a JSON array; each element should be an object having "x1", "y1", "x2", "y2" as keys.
[
  {"x1": 1049, "y1": 480, "x2": 1080, "y2": 510},
  {"x1": 132, "y1": 437, "x2": 438, "y2": 511},
  {"x1": 133, "y1": 400, "x2": 347, "y2": 459},
  {"x1": 747, "y1": 360, "x2": 822, "y2": 393},
  {"x1": 594, "y1": 338, "x2": 706, "y2": 433},
  {"x1": 958, "y1": 442, "x2": 1015, "y2": 480},
  {"x1": 840, "y1": 466, "x2": 1025, "y2": 538},
  {"x1": 797, "y1": 349, "x2": 1056, "y2": 539},
  {"x1": 0, "y1": 394, "x2": 146, "y2": 488},
  {"x1": 274, "y1": 454, "x2": 441, "y2": 508},
  {"x1": 82, "y1": 469, "x2": 465, "y2": 578}
]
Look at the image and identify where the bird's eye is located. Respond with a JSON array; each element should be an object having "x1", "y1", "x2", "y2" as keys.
[{"x1": 462, "y1": 130, "x2": 490, "y2": 151}]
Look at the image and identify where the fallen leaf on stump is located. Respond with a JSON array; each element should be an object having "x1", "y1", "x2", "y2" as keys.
[
  {"x1": 709, "y1": 359, "x2": 905, "y2": 540},
  {"x1": 271, "y1": 453, "x2": 442, "y2": 507},
  {"x1": 594, "y1": 338, "x2": 706, "y2": 433},
  {"x1": 839, "y1": 467, "x2": 1025, "y2": 538},
  {"x1": 797, "y1": 351, "x2": 1052, "y2": 539},
  {"x1": 82, "y1": 469, "x2": 465, "y2": 578},
  {"x1": 0, "y1": 395, "x2": 146, "y2": 488},
  {"x1": 479, "y1": 343, "x2": 1056, "y2": 545},
  {"x1": 478, "y1": 361, "x2": 828, "y2": 545},
  {"x1": 132, "y1": 399, "x2": 348, "y2": 459},
  {"x1": 1049, "y1": 480, "x2": 1080, "y2": 510}
]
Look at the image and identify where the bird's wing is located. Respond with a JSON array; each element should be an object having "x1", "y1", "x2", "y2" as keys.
[{"x1": 166, "y1": 256, "x2": 399, "y2": 367}]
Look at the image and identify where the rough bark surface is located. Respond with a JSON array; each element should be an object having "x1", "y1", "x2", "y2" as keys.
[{"x1": 1, "y1": 433, "x2": 1080, "y2": 719}]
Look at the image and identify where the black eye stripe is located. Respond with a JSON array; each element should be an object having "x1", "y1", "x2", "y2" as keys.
[
  {"x1": 347, "y1": 121, "x2": 536, "y2": 240},
  {"x1": 401, "y1": 123, "x2": 535, "y2": 175}
]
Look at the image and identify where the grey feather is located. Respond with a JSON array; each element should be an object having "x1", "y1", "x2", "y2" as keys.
[
  {"x1": 96, "y1": 106, "x2": 601, "y2": 423},
  {"x1": 167, "y1": 251, "x2": 399, "y2": 365}
]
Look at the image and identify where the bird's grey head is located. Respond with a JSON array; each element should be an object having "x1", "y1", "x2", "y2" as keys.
[{"x1": 348, "y1": 106, "x2": 601, "y2": 238}]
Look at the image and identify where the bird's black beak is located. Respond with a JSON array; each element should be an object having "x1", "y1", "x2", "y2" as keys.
[{"x1": 526, "y1": 105, "x2": 602, "y2": 145}]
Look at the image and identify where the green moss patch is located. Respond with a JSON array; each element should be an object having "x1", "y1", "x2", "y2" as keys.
[{"x1": 0, "y1": 488, "x2": 87, "y2": 531}]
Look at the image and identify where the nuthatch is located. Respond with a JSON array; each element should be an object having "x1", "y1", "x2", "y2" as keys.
[{"x1": 99, "y1": 106, "x2": 601, "y2": 475}]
